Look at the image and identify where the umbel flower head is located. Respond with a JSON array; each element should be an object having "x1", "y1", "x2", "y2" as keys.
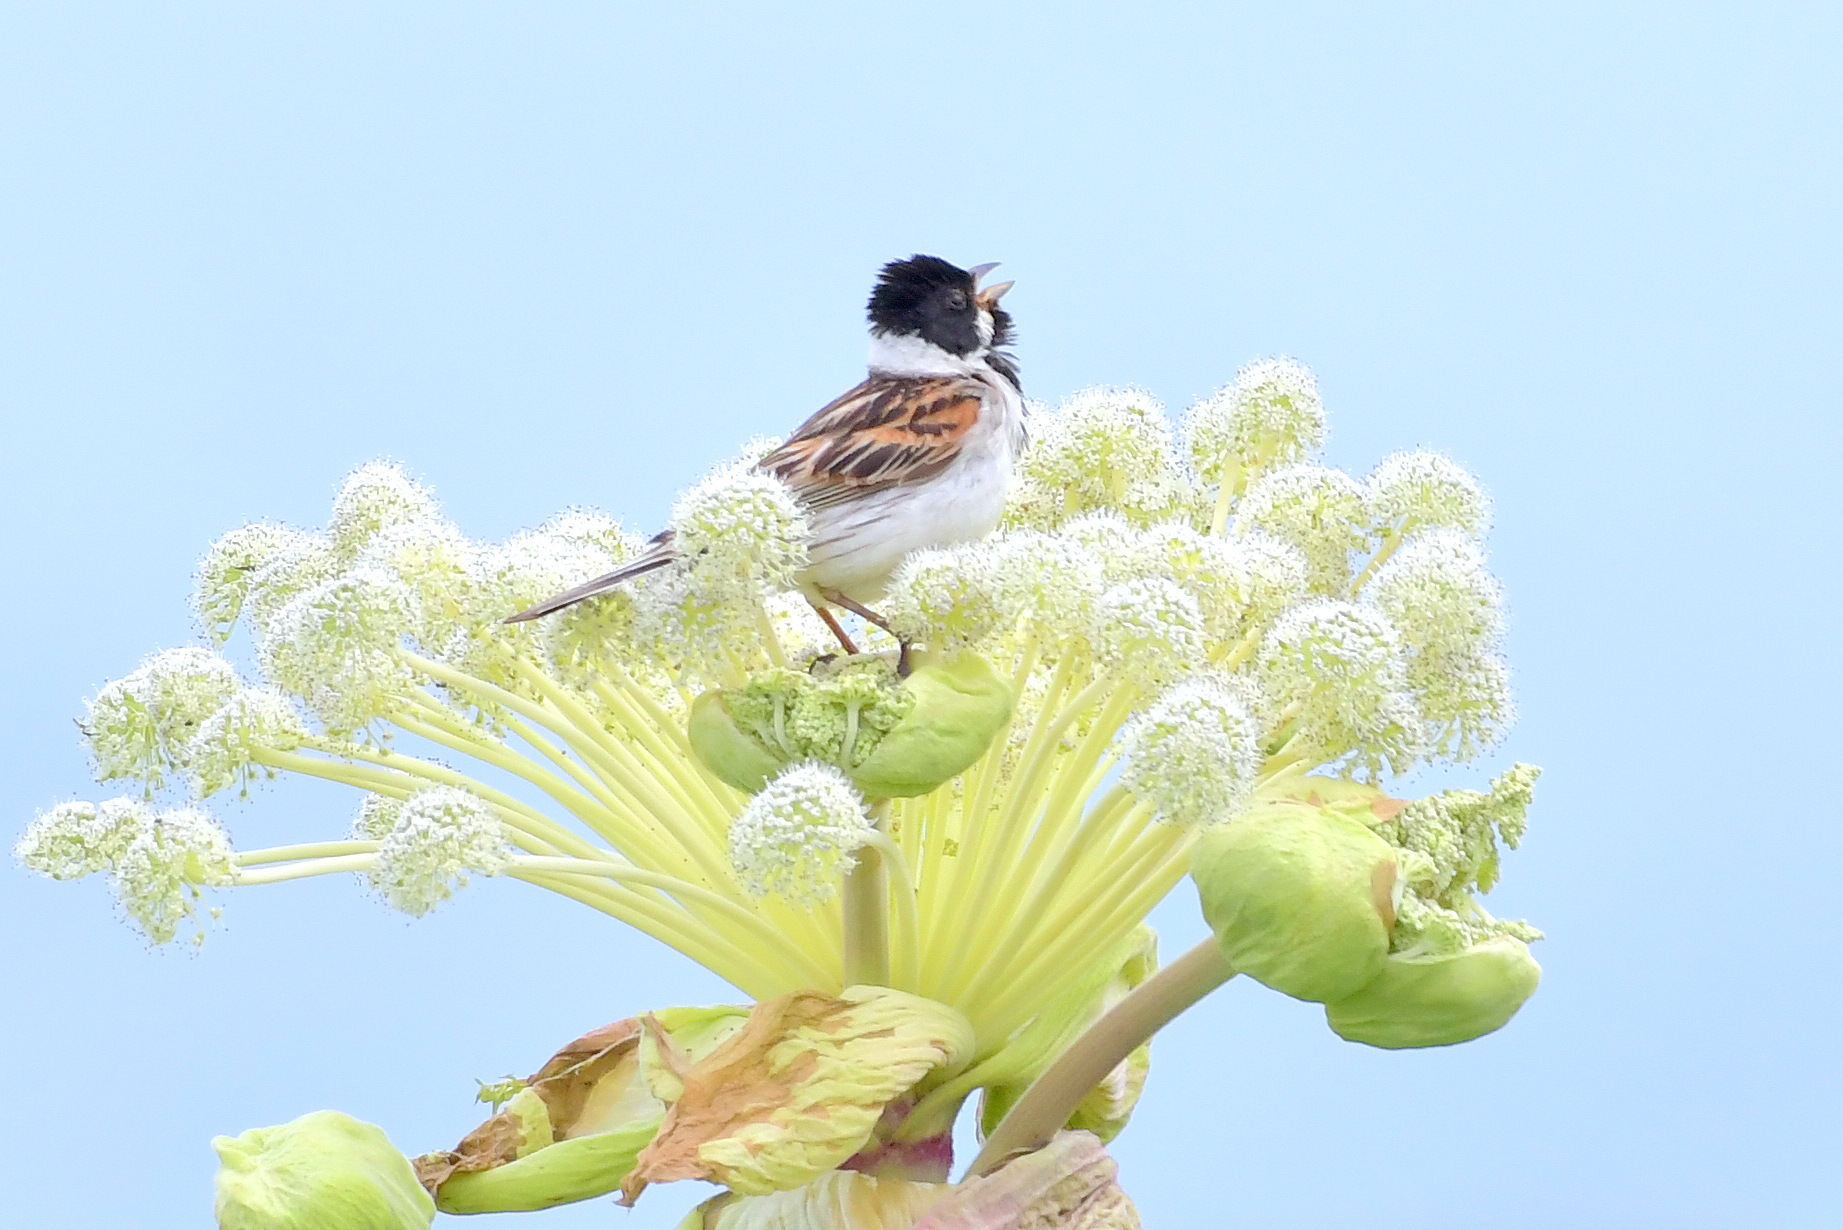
[{"x1": 21, "y1": 363, "x2": 1543, "y2": 1223}]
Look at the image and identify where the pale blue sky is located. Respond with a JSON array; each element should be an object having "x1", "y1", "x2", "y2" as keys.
[{"x1": 4, "y1": 3, "x2": 1838, "y2": 1226}]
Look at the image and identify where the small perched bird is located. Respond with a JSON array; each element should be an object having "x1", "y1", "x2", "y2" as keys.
[{"x1": 505, "y1": 254, "x2": 1025, "y2": 653}]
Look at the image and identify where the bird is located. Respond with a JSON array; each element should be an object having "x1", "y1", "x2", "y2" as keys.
[{"x1": 505, "y1": 254, "x2": 1025, "y2": 657}]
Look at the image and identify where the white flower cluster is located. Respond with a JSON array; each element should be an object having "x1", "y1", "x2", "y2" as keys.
[
  {"x1": 670, "y1": 462, "x2": 810, "y2": 597},
  {"x1": 366, "y1": 786, "x2": 510, "y2": 917},
  {"x1": 1366, "y1": 531, "x2": 1513, "y2": 759},
  {"x1": 328, "y1": 462, "x2": 443, "y2": 559},
  {"x1": 1236, "y1": 465, "x2": 1370, "y2": 593},
  {"x1": 84, "y1": 648, "x2": 239, "y2": 789},
  {"x1": 728, "y1": 763, "x2": 873, "y2": 904},
  {"x1": 25, "y1": 359, "x2": 1523, "y2": 965},
  {"x1": 886, "y1": 370, "x2": 1512, "y2": 792},
  {"x1": 1117, "y1": 677, "x2": 1262, "y2": 825},
  {"x1": 16, "y1": 798, "x2": 233, "y2": 945},
  {"x1": 186, "y1": 687, "x2": 309, "y2": 798},
  {"x1": 1185, "y1": 358, "x2": 1327, "y2": 484},
  {"x1": 1256, "y1": 600, "x2": 1427, "y2": 778},
  {"x1": 882, "y1": 545, "x2": 1008, "y2": 653},
  {"x1": 1367, "y1": 450, "x2": 1490, "y2": 536},
  {"x1": 1008, "y1": 388, "x2": 1202, "y2": 529}
]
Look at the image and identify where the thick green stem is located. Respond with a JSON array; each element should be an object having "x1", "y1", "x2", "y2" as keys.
[
  {"x1": 967, "y1": 939, "x2": 1235, "y2": 1178},
  {"x1": 863, "y1": 830, "x2": 920, "y2": 991},
  {"x1": 843, "y1": 798, "x2": 892, "y2": 987}
]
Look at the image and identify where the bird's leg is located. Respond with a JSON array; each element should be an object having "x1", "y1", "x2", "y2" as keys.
[
  {"x1": 821, "y1": 589, "x2": 913, "y2": 678},
  {"x1": 819, "y1": 589, "x2": 892, "y2": 631},
  {"x1": 810, "y1": 602, "x2": 861, "y2": 656}
]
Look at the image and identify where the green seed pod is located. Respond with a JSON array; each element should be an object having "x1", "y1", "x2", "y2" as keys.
[
  {"x1": 688, "y1": 654, "x2": 1013, "y2": 798},
  {"x1": 1189, "y1": 801, "x2": 1399, "y2": 1003},
  {"x1": 1324, "y1": 935, "x2": 1541, "y2": 1049},
  {"x1": 213, "y1": 1109, "x2": 434, "y2": 1230}
]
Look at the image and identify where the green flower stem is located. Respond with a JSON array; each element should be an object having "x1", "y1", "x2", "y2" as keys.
[
  {"x1": 950, "y1": 770, "x2": 1141, "y2": 1013},
  {"x1": 843, "y1": 799, "x2": 893, "y2": 987},
  {"x1": 969, "y1": 696, "x2": 1133, "y2": 968},
  {"x1": 589, "y1": 668, "x2": 738, "y2": 828},
  {"x1": 493, "y1": 709, "x2": 689, "y2": 856},
  {"x1": 1212, "y1": 623, "x2": 1267, "y2": 672},
  {"x1": 931, "y1": 657, "x2": 1079, "y2": 989},
  {"x1": 861, "y1": 829, "x2": 921, "y2": 991},
  {"x1": 905, "y1": 628, "x2": 1039, "y2": 959},
  {"x1": 1208, "y1": 458, "x2": 1246, "y2": 537},
  {"x1": 412, "y1": 656, "x2": 752, "y2": 916},
  {"x1": 1345, "y1": 524, "x2": 1409, "y2": 599},
  {"x1": 522, "y1": 658, "x2": 731, "y2": 838},
  {"x1": 396, "y1": 678, "x2": 844, "y2": 973},
  {"x1": 491, "y1": 700, "x2": 734, "y2": 890},
  {"x1": 509, "y1": 856, "x2": 828, "y2": 986},
  {"x1": 344, "y1": 736, "x2": 606, "y2": 861},
  {"x1": 983, "y1": 675, "x2": 1117, "y2": 871},
  {"x1": 979, "y1": 826, "x2": 1190, "y2": 1038},
  {"x1": 752, "y1": 601, "x2": 788, "y2": 668},
  {"x1": 254, "y1": 746, "x2": 594, "y2": 861},
  {"x1": 931, "y1": 681, "x2": 1129, "y2": 1006},
  {"x1": 409, "y1": 653, "x2": 732, "y2": 879},
  {"x1": 387, "y1": 710, "x2": 624, "y2": 841},
  {"x1": 234, "y1": 853, "x2": 376, "y2": 885},
  {"x1": 968, "y1": 938, "x2": 1237, "y2": 1179},
  {"x1": 235, "y1": 841, "x2": 377, "y2": 865},
  {"x1": 573, "y1": 670, "x2": 838, "y2": 962},
  {"x1": 509, "y1": 868, "x2": 790, "y2": 998}
]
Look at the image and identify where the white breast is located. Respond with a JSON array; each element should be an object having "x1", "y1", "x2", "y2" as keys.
[{"x1": 800, "y1": 376, "x2": 1024, "y2": 603}]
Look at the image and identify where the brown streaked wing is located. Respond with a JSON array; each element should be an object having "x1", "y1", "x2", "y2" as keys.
[{"x1": 759, "y1": 375, "x2": 984, "y2": 508}]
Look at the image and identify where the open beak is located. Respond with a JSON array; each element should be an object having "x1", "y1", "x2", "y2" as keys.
[{"x1": 969, "y1": 262, "x2": 1014, "y2": 308}]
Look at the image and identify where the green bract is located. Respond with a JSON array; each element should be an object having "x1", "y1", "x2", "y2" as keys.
[
  {"x1": 688, "y1": 653, "x2": 1013, "y2": 798},
  {"x1": 1189, "y1": 800, "x2": 1399, "y2": 1003},
  {"x1": 1325, "y1": 935, "x2": 1541, "y2": 1049},
  {"x1": 213, "y1": 1110, "x2": 434, "y2": 1230},
  {"x1": 435, "y1": 1124, "x2": 659, "y2": 1214},
  {"x1": 624, "y1": 987, "x2": 975, "y2": 1202},
  {"x1": 418, "y1": 1006, "x2": 750, "y2": 1214}
]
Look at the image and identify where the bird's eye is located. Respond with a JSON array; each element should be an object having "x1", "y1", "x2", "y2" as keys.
[{"x1": 945, "y1": 290, "x2": 969, "y2": 311}]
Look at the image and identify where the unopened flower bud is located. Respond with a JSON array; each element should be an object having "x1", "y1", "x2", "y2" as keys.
[
  {"x1": 622, "y1": 988, "x2": 974, "y2": 1203},
  {"x1": 213, "y1": 1109, "x2": 434, "y2": 1230},
  {"x1": 418, "y1": 1007, "x2": 750, "y2": 1214},
  {"x1": 1324, "y1": 935, "x2": 1540, "y2": 1048},
  {"x1": 1189, "y1": 801, "x2": 1399, "y2": 1003}
]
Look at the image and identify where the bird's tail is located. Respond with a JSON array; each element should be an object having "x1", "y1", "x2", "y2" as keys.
[{"x1": 502, "y1": 536, "x2": 676, "y2": 623}]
